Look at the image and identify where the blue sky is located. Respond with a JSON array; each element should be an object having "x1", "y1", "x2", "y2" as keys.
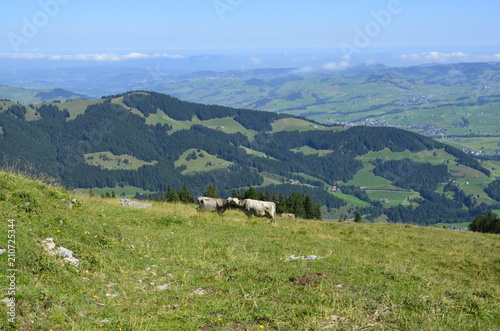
[{"x1": 1, "y1": 0, "x2": 499, "y2": 69}]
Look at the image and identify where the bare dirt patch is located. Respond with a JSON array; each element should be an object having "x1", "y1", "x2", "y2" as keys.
[{"x1": 289, "y1": 273, "x2": 330, "y2": 287}]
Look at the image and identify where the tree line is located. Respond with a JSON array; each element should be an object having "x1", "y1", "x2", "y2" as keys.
[
  {"x1": 136, "y1": 184, "x2": 322, "y2": 219},
  {"x1": 469, "y1": 212, "x2": 500, "y2": 234}
]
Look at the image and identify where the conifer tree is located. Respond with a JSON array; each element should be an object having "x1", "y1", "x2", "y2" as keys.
[
  {"x1": 244, "y1": 186, "x2": 260, "y2": 200},
  {"x1": 304, "y1": 195, "x2": 314, "y2": 218},
  {"x1": 166, "y1": 185, "x2": 180, "y2": 202},
  {"x1": 204, "y1": 184, "x2": 219, "y2": 198},
  {"x1": 354, "y1": 212, "x2": 363, "y2": 223},
  {"x1": 180, "y1": 184, "x2": 194, "y2": 203},
  {"x1": 231, "y1": 189, "x2": 243, "y2": 199}
]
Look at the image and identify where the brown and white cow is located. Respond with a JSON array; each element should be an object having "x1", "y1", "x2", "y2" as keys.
[
  {"x1": 196, "y1": 197, "x2": 229, "y2": 216},
  {"x1": 280, "y1": 213, "x2": 295, "y2": 219},
  {"x1": 228, "y1": 197, "x2": 276, "y2": 223}
]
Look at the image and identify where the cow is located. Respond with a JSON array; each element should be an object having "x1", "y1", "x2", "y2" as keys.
[
  {"x1": 228, "y1": 197, "x2": 276, "y2": 223},
  {"x1": 280, "y1": 213, "x2": 296, "y2": 219},
  {"x1": 196, "y1": 197, "x2": 229, "y2": 216}
]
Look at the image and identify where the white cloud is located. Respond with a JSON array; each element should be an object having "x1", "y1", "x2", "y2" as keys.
[
  {"x1": 399, "y1": 51, "x2": 500, "y2": 63},
  {"x1": 0, "y1": 53, "x2": 47, "y2": 60},
  {"x1": 249, "y1": 57, "x2": 262, "y2": 65},
  {"x1": 123, "y1": 52, "x2": 151, "y2": 59},
  {"x1": 0, "y1": 52, "x2": 184, "y2": 61},
  {"x1": 154, "y1": 53, "x2": 184, "y2": 59},
  {"x1": 322, "y1": 60, "x2": 350, "y2": 71}
]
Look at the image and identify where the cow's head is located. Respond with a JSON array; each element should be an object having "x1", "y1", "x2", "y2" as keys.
[{"x1": 227, "y1": 197, "x2": 240, "y2": 207}]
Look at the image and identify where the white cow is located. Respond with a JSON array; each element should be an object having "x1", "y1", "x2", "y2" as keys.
[
  {"x1": 228, "y1": 197, "x2": 276, "y2": 223},
  {"x1": 196, "y1": 197, "x2": 229, "y2": 216}
]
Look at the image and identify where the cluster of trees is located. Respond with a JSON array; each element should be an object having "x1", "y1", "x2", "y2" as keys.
[
  {"x1": 373, "y1": 159, "x2": 450, "y2": 191},
  {"x1": 6, "y1": 104, "x2": 27, "y2": 120},
  {"x1": 144, "y1": 184, "x2": 195, "y2": 204},
  {"x1": 360, "y1": 186, "x2": 495, "y2": 225},
  {"x1": 485, "y1": 179, "x2": 500, "y2": 202},
  {"x1": 231, "y1": 187, "x2": 322, "y2": 219},
  {"x1": 250, "y1": 184, "x2": 345, "y2": 209},
  {"x1": 469, "y1": 212, "x2": 500, "y2": 234}
]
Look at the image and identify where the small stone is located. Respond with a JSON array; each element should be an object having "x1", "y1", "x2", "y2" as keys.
[
  {"x1": 156, "y1": 283, "x2": 170, "y2": 291},
  {"x1": 191, "y1": 288, "x2": 213, "y2": 295}
]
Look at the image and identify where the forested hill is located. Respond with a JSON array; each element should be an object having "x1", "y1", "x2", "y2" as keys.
[{"x1": 0, "y1": 91, "x2": 498, "y2": 225}]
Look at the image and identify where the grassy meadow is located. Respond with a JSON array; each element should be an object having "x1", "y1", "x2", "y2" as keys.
[
  {"x1": 84, "y1": 152, "x2": 158, "y2": 171},
  {"x1": 1, "y1": 171, "x2": 499, "y2": 330},
  {"x1": 175, "y1": 149, "x2": 233, "y2": 175}
]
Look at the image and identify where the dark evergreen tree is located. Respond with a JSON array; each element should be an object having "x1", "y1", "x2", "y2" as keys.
[
  {"x1": 244, "y1": 186, "x2": 261, "y2": 200},
  {"x1": 204, "y1": 185, "x2": 219, "y2": 198},
  {"x1": 484, "y1": 179, "x2": 500, "y2": 202},
  {"x1": 354, "y1": 212, "x2": 363, "y2": 223},
  {"x1": 166, "y1": 185, "x2": 180, "y2": 202},
  {"x1": 231, "y1": 188, "x2": 243, "y2": 199},
  {"x1": 469, "y1": 212, "x2": 500, "y2": 234},
  {"x1": 180, "y1": 184, "x2": 194, "y2": 203}
]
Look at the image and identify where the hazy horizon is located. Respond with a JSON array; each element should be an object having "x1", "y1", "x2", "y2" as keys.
[{"x1": 2, "y1": 0, "x2": 499, "y2": 75}]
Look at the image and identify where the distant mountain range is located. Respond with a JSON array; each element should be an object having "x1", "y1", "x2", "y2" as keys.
[
  {"x1": 1, "y1": 91, "x2": 498, "y2": 224},
  {"x1": 1, "y1": 62, "x2": 499, "y2": 147}
]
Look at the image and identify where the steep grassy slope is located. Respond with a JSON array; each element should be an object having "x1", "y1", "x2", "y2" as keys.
[{"x1": 1, "y1": 171, "x2": 499, "y2": 330}]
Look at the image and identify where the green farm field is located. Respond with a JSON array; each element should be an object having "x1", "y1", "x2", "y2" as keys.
[
  {"x1": 175, "y1": 149, "x2": 233, "y2": 174},
  {"x1": 84, "y1": 151, "x2": 158, "y2": 170},
  {"x1": 366, "y1": 190, "x2": 418, "y2": 207}
]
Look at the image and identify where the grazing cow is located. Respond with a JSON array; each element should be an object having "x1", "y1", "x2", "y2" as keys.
[
  {"x1": 196, "y1": 197, "x2": 229, "y2": 216},
  {"x1": 280, "y1": 213, "x2": 295, "y2": 219},
  {"x1": 228, "y1": 197, "x2": 276, "y2": 223}
]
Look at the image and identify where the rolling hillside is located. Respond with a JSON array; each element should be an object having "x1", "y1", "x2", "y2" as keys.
[
  {"x1": 1, "y1": 171, "x2": 499, "y2": 330},
  {"x1": 162, "y1": 63, "x2": 500, "y2": 140},
  {"x1": 3, "y1": 62, "x2": 500, "y2": 159},
  {"x1": 0, "y1": 91, "x2": 498, "y2": 225},
  {"x1": 0, "y1": 86, "x2": 90, "y2": 104}
]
